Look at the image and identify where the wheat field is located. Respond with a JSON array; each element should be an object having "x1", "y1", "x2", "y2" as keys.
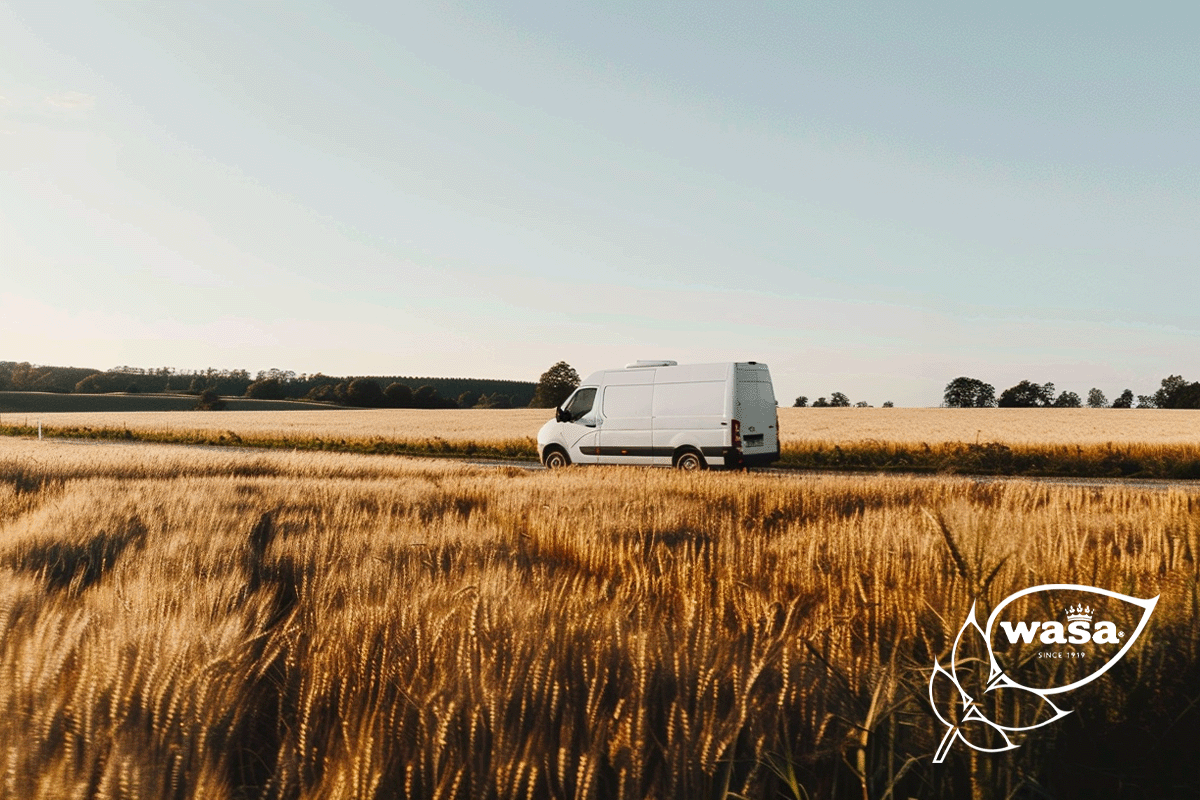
[
  {"x1": 2, "y1": 437, "x2": 1198, "y2": 799},
  {"x1": 7, "y1": 407, "x2": 1200, "y2": 447}
]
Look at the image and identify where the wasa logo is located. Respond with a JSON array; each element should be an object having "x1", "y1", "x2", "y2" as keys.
[{"x1": 929, "y1": 584, "x2": 1158, "y2": 763}]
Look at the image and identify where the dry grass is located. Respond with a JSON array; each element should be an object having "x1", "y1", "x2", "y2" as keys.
[
  {"x1": 2, "y1": 438, "x2": 1198, "y2": 798},
  {"x1": 0, "y1": 408, "x2": 542, "y2": 443}
]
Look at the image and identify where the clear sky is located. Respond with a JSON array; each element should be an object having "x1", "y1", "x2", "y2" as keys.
[{"x1": 2, "y1": 2, "x2": 1196, "y2": 406}]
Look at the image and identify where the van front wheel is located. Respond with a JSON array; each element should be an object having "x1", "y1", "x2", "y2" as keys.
[
  {"x1": 673, "y1": 449, "x2": 707, "y2": 471},
  {"x1": 543, "y1": 448, "x2": 571, "y2": 469}
]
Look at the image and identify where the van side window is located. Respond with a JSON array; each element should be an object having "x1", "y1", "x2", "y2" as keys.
[{"x1": 564, "y1": 387, "x2": 597, "y2": 421}]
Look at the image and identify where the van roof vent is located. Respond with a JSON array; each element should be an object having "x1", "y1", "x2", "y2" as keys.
[{"x1": 625, "y1": 360, "x2": 678, "y2": 369}]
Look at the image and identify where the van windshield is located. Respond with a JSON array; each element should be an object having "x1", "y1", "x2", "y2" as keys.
[{"x1": 563, "y1": 387, "x2": 596, "y2": 421}]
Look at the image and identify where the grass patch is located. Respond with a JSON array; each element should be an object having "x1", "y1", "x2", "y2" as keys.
[{"x1": 779, "y1": 440, "x2": 1200, "y2": 479}]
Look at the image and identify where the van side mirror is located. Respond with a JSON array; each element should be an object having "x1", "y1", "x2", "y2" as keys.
[{"x1": 555, "y1": 407, "x2": 569, "y2": 423}]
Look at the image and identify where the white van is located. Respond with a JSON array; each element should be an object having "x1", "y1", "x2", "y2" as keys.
[{"x1": 537, "y1": 361, "x2": 780, "y2": 470}]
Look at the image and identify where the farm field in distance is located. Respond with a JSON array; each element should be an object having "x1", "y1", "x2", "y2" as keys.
[
  {"x1": 1, "y1": 437, "x2": 1198, "y2": 799},
  {"x1": 5, "y1": 407, "x2": 1200, "y2": 478}
]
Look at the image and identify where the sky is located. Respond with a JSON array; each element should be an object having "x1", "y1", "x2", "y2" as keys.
[{"x1": 1, "y1": 1, "x2": 1197, "y2": 406}]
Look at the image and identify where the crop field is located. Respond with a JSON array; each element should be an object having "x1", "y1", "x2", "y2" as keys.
[
  {"x1": 5, "y1": 407, "x2": 1200, "y2": 478},
  {"x1": 6, "y1": 407, "x2": 1200, "y2": 446},
  {"x1": 2, "y1": 438, "x2": 1198, "y2": 799}
]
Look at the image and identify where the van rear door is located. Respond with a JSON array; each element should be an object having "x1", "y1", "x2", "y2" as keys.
[{"x1": 734, "y1": 364, "x2": 779, "y2": 463}]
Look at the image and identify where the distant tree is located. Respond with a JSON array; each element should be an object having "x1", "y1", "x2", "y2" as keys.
[
  {"x1": 245, "y1": 378, "x2": 286, "y2": 400},
  {"x1": 413, "y1": 385, "x2": 442, "y2": 409},
  {"x1": 1086, "y1": 388, "x2": 1108, "y2": 408},
  {"x1": 1136, "y1": 395, "x2": 1157, "y2": 409},
  {"x1": 187, "y1": 375, "x2": 208, "y2": 395},
  {"x1": 126, "y1": 384, "x2": 140, "y2": 394},
  {"x1": 530, "y1": 361, "x2": 580, "y2": 408},
  {"x1": 74, "y1": 373, "x2": 108, "y2": 394},
  {"x1": 306, "y1": 383, "x2": 340, "y2": 403},
  {"x1": 793, "y1": 396, "x2": 808, "y2": 408},
  {"x1": 812, "y1": 397, "x2": 830, "y2": 408},
  {"x1": 1153, "y1": 375, "x2": 1200, "y2": 409},
  {"x1": 194, "y1": 389, "x2": 226, "y2": 411},
  {"x1": 882, "y1": 401, "x2": 894, "y2": 408},
  {"x1": 384, "y1": 382, "x2": 414, "y2": 408},
  {"x1": 457, "y1": 390, "x2": 480, "y2": 409},
  {"x1": 829, "y1": 392, "x2": 851, "y2": 407},
  {"x1": 477, "y1": 393, "x2": 513, "y2": 409},
  {"x1": 998, "y1": 380, "x2": 1054, "y2": 408},
  {"x1": 854, "y1": 401, "x2": 871, "y2": 408},
  {"x1": 1153, "y1": 375, "x2": 1187, "y2": 408},
  {"x1": 1052, "y1": 391, "x2": 1082, "y2": 408},
  {"x1": 1111, "y1": 389, "x2": 1134, "y2": 409},
  {"x1": 346, "y1": 378, "x2": 386, "y2": 407},
  {"x1": 942, "y1": 377, "x2": 997, "y2": 408}
]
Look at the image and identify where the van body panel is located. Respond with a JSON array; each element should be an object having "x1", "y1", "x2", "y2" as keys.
[
  {"x1": 598, "y1": 382, "x2": 655, "y2": 464},
  {"x1": 537, "y1": 362, "x2": 780, "y2": 468}
]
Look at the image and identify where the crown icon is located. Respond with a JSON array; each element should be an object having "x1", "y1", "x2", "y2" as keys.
[{"x1": 1065, "y1": 604, "x2": 1094, "y2": 623}]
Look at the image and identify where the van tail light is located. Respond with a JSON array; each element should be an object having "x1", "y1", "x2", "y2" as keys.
[{"x1": 731, "y1": 418, "x2": 742, "y2": 449}]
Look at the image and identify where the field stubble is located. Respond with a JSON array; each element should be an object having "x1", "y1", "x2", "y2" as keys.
[
  {"x1": 5, "y1": 407, "x2": 1200, "y2": 478},
  {"x1": 1, "y1": 438, "x2": 1199, "y2": 798}
]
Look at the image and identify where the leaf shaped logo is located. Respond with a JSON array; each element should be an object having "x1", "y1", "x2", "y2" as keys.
[
  {"x1": 983, "y1": 584, "x2": 1158, "y2": 695},
  {"x1": 930, "y1": 585, "x2": 1156, "y2": 763}
]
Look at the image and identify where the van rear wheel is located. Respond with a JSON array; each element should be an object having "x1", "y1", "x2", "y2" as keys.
[
  {"x1": 543, "y1": 448, "x2": 570, "y2": 469},
  {"x1": 674, "y1": 449, "x2": 706, "y2": 471}
]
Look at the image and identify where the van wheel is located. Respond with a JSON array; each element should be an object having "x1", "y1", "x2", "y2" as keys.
[
  {"x1": 543, "y1": 448, "x2": 570, "y2": 469},
  {"x1": 674, "y1": 449, "x2": 706, "y2": 471}
]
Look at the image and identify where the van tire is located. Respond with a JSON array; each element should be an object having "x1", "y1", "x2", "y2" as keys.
[
  {"x1": 673, "y1": 449, "x2": 706, "y2": 471},
  {"x1": 543, "y1": 447, "x2": 570, "y2": 469}
]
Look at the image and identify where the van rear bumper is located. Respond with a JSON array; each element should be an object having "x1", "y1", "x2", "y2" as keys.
[{"x1": 712, "y1": 447, "x2": 780, "y2": 468}]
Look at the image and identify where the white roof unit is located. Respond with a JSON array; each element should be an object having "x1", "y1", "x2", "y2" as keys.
[{"x1": 624, "y1": 360, "x2": 678, "y2": 369}]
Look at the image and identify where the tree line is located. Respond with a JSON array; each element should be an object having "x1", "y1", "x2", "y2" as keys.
[
  {"x1": 941, "y1": 375, "x2": 1200, "y2": 409},
  {"x1": 793, "y1": 394, "x2": 894, "y2": 408},
  {"x1": 0, "y1": 361, "x2": 555, "y2": 410}
]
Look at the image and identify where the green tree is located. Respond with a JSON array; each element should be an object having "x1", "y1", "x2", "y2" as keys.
[
  {"x1": 305, "y1": 384, "x2": 339, "y2": 403},
  {"x1": 1086, "y1": 388, "x2": 1108, "y2": 408},
  {"x1": 384, "y1": 382, "x2": 414, "y2": 408},
  {"x1": 413, "y1": 385, "x2": 442, "y2": 409},
  {"x1": 346, "y1": 379, "x2": 385, "y2": 407},
  {"x1": 74, "y1": 373, "x2": 108, "y2": 394},
  {"x1": 1052, "y1": 391, "x2": 1081, "y2": 408},
  {"x1": 1111, "y1": 389, "x2": 1134, "y2": 408},
  {"x1": 530, "y1": 361, "x2": 580, "y2": 408},
  {"x1": 1153, "y1": 375, "x2": 1200, "y2": 409},
  {"x1": 457, "y1": 390, "x2": 480, "y2": 409},
  {"x1": 812, "y1": 397, "x2": 830, "y2": 407},
  {"x1": 793, "y1": 396, "x2": 808, "y2": 407},
  {"x1": 477, "y1": 393, "x2": 513, "y2": 409},
  {"x1": 998, "y1": 380, "x2": 1054, "y2": 408},
  {"x1": 245, "y1": 378, "x2": 286, "y2": 400},
  {"x1": 829, "y1": 392, "x2": 850, "y2": 407},
  {"x1": 194, "y1": 389, "x2": 226, "y2": 411},
  {"x1": 943, "y1": 377, "x2": 997, "y2": 408},
  {"x1": 882, "y1": 401, "x2": 894, "y2": 408}
]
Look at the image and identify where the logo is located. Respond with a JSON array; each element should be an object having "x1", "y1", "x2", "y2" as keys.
[{"x1": 929, "y1": 584, "x2": 1157, "y2": 763}]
